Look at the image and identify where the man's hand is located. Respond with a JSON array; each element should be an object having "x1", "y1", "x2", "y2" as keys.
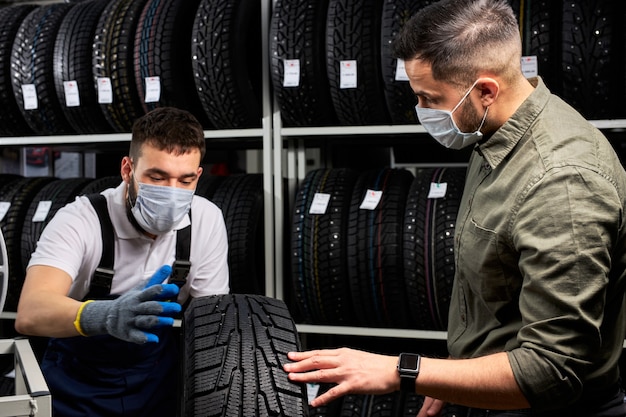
[
  {"x1": 76, "y1": 265, "x2": 181, "y2": 344},
  {"x1": 283, "y1": 348, "x2": 399, "y2": 407}
]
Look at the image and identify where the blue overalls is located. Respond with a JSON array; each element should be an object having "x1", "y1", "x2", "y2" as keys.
[
  {"x1": 40, "y1": 194, "x2": 190, "y2": 417},
  {"x1": 41, "y1": 330, "x2": 178, "y2": 416}
]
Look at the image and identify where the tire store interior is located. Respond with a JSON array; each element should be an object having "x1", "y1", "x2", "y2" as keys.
[{"x1": 0, "y1": 0, "x2": 625, "y2": 415}]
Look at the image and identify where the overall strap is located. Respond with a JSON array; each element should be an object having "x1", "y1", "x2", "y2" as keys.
[
  {"x1": 85, "y1": 194, "x2": 115, "y2": 299},
  {"x1": 170, "y1": 210, "x2": 191, "y2": 289}
]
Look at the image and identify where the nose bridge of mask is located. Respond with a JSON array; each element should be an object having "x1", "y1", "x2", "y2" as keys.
[{"x1": 450, "y1": 79, "x2": 480, "y2": 114}]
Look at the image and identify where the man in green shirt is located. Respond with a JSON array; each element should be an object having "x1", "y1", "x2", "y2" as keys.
[{"x1": 283, "y1": 0, "x2": 626, "y2": 415}]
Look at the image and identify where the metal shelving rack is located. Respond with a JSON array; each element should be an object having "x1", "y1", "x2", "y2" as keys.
[
  {"x1": 0, "y1": 338, "x2": 51, "y2": 416},
  {"x1": 2, "y1": 0, "x2": 626, "y2": 341}
]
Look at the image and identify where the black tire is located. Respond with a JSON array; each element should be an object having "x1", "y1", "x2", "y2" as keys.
[
  {"x1": 20, "y1": 178, "x2": 94, "y2": 275},
  {"x1": 560, "y1": 1, "x2": 626, "y2": 119},
  {"x1": 210, "y1": 174, "x2": 265, "y2": 295},
  {"x1": 0, "y1": 177, "x2": 56, "y2": 312},
  {"x1": 326, "y1": 0, "x2": 390, "y2": 125},
  {"x1": 521, "y1": 1, "x2": 560, "y2": 94},
  {"x1": 133, "y1": 0, "x2": 211, "y2": 127},
  {"x1": 0, "y1": 4, "x2": 37, "y2": 137},
  {"x1": 270, "y1": 0, "x2": 336, "y2": 127},
  {"x1": 380, "y1": 0, "x2": 436, "y2": 125},
  {"x1": 93, "y1": 0, "x2": 149, "y2": 132},
  {"x1": 338, "y1": 392, "x2": 424, "y2": 417},
  {"x1": 195, "y1": 174, "x2": 225, "y2": 200},
  {"x1": 347, "y1": 168, "x2": 414, "y2": 328},
  {"x1": 403, "y1": 168, "x2": 465, "y2": 330},
  {"x1": 78, "y1": 175, "x2": 123, "y2": 195},
  {"x1": 291, "y1": 168, "x2": 358, "y2": 325},
  {"x1": 191, "y1": 0, "x2": 262, "y2": 128},
  {"x1": 183, "y1": 294, "x2": 307, "y2": 416},
  {"x1": 11, "y1": 4, "x2": 74, "y2": 135},
  {"x1": 53, "y1": 0, "x2": 111, "y2": 134}
]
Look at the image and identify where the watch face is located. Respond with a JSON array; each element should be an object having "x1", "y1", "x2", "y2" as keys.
[{"x1": 400, "y1": 354, "x2": 419, "y2": 371}]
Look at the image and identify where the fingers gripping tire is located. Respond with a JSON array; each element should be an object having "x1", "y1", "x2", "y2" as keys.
[{"x1": 183, "y1": 294, "x2": 308, "y2": 417}]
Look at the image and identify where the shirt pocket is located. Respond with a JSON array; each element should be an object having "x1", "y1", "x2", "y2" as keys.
[{"x1": 458, "y1": 219, "x2": 517, "y2": 305}]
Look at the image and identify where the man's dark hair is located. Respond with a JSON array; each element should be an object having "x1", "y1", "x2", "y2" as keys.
[
  {"x1": 391, "y1": 0, "x2": 521, "y2": 87},
  {"x1": 129, "y1": 107, "x2": 206, "y2": 161}
]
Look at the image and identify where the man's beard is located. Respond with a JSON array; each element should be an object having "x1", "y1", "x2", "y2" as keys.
[
  {"x1": 457, "y1": 98, "x2": 484, "y2": 133},
  {"x1": 125, "y1": 175, "x2": 144, "y2": 232}
]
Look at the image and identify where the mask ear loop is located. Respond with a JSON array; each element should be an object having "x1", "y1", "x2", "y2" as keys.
[
  {"x1": 451, "y1": 79, "x2": 489, "y2": 133},
  {"x1": 476, "y1": 106, "x2": 489, "y2": 132},
  {"x1": 450, "y1": 79, "x2": 481, "y2": 114}
]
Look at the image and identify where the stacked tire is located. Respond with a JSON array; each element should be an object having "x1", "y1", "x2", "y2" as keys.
[
  {"x1": 290, "y1": 167, "x2": 466, "y2": 331},
  {"x1": 0, "y1": 0, "x2": 263, "y2": 137},
  {"x1": 0, "y1": 0, "x2": 624, "y2": 137},
  {"x1": 270, "y1": 0, "x2": 626, "y2": 125}
]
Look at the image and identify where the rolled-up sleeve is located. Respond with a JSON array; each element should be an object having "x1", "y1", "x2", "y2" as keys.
[{"x1": 508, "y1": 165, "x2": 620, "y2": 408}]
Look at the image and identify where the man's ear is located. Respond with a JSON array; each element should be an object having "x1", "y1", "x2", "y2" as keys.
[
  {"x1": 120, "y1": 156, "x2": 132, "y2": 184},
  {"x1": 476, "y1": 77, "x2": 499, "y2": 107}
]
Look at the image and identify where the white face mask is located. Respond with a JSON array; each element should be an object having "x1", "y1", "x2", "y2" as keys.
[
  {"x1": 415, "y1": 80, "x2": 488, "y2": 150},
  {"x1": 129, "y1": 176, "x2": 194, "y2": 235}
]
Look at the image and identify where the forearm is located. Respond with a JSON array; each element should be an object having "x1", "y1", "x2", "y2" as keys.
[
  {"x1": 285, "y1": 349, "x2": 530, "y2": 410},
  {"x1": 15, "y1": 291, "x2": 82, "y2": 338},
  {"x1": 417, "y1": 352, "x2": 529, "y2": 410}
]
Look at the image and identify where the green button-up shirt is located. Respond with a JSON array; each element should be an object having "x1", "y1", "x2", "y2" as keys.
[{"x1": 448, "y1": 77, "x2": 626, "y2": 411}]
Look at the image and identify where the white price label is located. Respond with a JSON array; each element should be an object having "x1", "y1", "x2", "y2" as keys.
[
  {"x1": 306, "y1": 383, "x2": 320, "y2": 405},
  {"x1": 283, "y1": 59, "x2": 300, "y2": 87},
  {"x1": 428, "y1": 182, "x2": 448, "y2": 199},
  {"x1": 97, "y1": 77, "x2": 113, "y2": 104},
  {"x1": 359, "y1": 189, "x2": 383, "y2": 210},
  {"x1": 63, "y1": 81, "x2": 81, "y2": 107},
  {"x1": 32, "y1": 201, "x2": 52, "y2": 222},
  {"x1": 0, "y1": 202, "x2": 10, "y2": 222},
  {"x1": 309, "y1": 193, "x2": 331, "y2": 214},
  {"x1": 144, "y1": 76, "x2": 161, "y2": 103},
  {"x1": 521, "y1": 56, "x2": 538, "y2": 78},
  {"x1": 21, "y1": 84, "x2": 38, "y2": 110},
  {"x1": 339, "y1": 60, "x2": 357, "y2": 89},
  {"x1": 395, "y1": 59, "x2": 409, "y2": 81}
]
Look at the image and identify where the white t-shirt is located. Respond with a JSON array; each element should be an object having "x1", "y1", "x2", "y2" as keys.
[{"x1": 28, "y1": 181, "x2": 230, "y2": 302}]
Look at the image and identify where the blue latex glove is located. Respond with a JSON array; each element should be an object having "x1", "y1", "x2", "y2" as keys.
[{"x1": 77, "y1": 265, "x2": 182, "y2": 344}]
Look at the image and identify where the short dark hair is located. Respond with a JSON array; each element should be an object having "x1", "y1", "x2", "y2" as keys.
[
  {"x1": 129, "y1": 107, "x2": 206, "y2": 161},
  {"x1": 391, "y1": 0, "x2": 521, "y2": 87}
]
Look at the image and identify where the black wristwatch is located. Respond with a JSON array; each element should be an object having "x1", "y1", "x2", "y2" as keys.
[{"x1": 397, "y1": 353, "x2": 421, "y2": 393}]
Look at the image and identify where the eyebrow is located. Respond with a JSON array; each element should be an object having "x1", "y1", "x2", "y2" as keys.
[
  {"x1": 143, "y1": 167, "x2": 198, "y2": 179},
  {"x1": 413, "y1": 89, "x2": 436, "y2": 100}
]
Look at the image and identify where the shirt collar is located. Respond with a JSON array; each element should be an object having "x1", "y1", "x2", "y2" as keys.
[
  {"x1": 475, "y1": 77, "x2": 551, "y2": 169},
  {"x1": 109, "y1": 181, "x2": 191, "y2": 240}
]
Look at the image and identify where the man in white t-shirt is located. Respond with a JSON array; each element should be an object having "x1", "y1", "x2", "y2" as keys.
[{"x1": 15, "y1": 107, "x2": 229, "y2": 416}]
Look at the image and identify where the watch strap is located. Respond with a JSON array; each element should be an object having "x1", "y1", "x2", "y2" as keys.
[{"x1": 400, "y1": 374, "x2": 416, "y2": 392}]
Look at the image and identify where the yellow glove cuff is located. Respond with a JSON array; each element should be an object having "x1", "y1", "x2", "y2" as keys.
[{"x1": 73, "y1": 300, "x2": 94, "y2": 337}]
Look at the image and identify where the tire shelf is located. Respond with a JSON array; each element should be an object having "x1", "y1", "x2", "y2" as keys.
[
  {"x1": 280, "y1": 119, "x2": 626, "y2": 138},
  {"x1": 0, "y1": 129, "x2": 266, "y2": 146},
  {"x1": 296, "y1": 324, "x2": 447, "y2": 341}
]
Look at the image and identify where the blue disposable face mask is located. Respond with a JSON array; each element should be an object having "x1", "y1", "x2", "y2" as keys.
[
  {"x1": 129, "y1": 174, "x2": 194, "y2": 235},
  {"x1": 415, "y1": 80, "x2": 489, "y2": 150}
]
